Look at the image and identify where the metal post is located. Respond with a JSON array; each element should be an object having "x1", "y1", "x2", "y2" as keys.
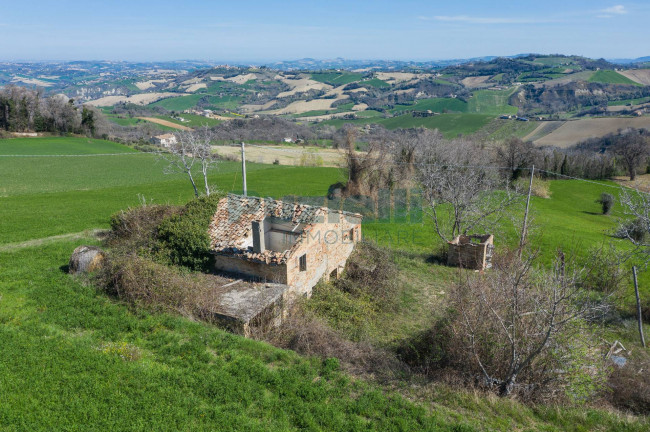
[
  {"x1": 519, "y1": 165, "x2": 534, "y2": 256},
  {"x1": 633, "y1": 266, "x2": 646, "y2": 348},
  {"x1": 241, "y1": 141, "x2": 247, "y2": 196}
]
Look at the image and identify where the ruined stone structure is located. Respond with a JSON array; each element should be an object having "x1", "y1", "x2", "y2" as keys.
[
  {"x1": 447, "y1": 234, "x2": 494, "y2": 270},
  {"x1": 206, "y1": 194, "x2": 362, "y2": 333}
]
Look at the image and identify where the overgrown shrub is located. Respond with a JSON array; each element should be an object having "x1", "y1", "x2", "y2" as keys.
[
  {"x1": 100, "y1": 253, "x2": 196, "y2": 313},
  {"x1": 514, "y1": 176, "x2": 551, "y2": 198},
  {"x1": 156, "y1": 193, "x2": 225, "y2": 271},
  {"x1": 98, "y1": 253, "x2": 229, "y2": 322},
  {"x1": 260, "y1": 305, "x2": 407, "y2": 380},
  {"x1": 607, "y1": 350, "x2": 650, "y2": 414},
  {"x1": 401, "y1": 251, "x2": 609, "y2": 402},
  {"x1": 580, "y1": 245, "x2": 627, "y2": 297},
  {"x1": 334, "y1": 241, "x2": 400, "y2": 310},
  {"x1": 106, "y1": 204, "x2": 181, "y2": 253}
]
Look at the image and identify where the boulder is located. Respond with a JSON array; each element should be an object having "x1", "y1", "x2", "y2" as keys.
[{"x1": 69, "y1": 245, "x2": 105, "y2": 274}]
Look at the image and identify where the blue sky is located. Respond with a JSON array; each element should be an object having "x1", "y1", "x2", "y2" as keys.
[{"x1": 0, "y1": 1, "x2": 648, "y2": 61}]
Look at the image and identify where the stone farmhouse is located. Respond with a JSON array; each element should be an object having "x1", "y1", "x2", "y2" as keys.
[
  {"x1": 150, "y1": 133, "x2": 177, "y2": 147},
  {"x1": 209, "y1": 194, "x2": 362, "y2": 298}
]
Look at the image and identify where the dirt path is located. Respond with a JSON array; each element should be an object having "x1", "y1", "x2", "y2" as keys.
[
  {"x1": 0, "y1": 229, "x2": 106, "y2": 252},
  {"x1": 137, "y1": 117, "x2": 192, "y2": 131}
]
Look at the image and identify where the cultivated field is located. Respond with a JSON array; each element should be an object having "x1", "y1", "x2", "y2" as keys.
[
  {"x1": 276, "y1": 77, "x2": 332, "y2": 98},
  {"x1": 88, "y1": 92, "x2": 188, "y2": 107},
  {"x1": 589, "y1": 70, "x2": 641, "y2": 86},
  {"x1": 460, "y1": 75, "x2": 491, "y2": 88},
  {"x1": 618, "y1": 69, "x2": 650, "y2": 86},
  {"x1": 136, "y1": 117, "x2": 192, "y2": 130},
  {"x1": 214, "y1": 144, "x2": 348, "y2": 167},
  {"x1": 533, "y1": 117, "x2": 650, "y2": 147}
]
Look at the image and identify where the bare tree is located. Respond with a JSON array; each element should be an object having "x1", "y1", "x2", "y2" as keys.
[
  {"x1": 614, "y1": 130, "x2": 649, "y2": 181},
  {"x1": 417, "y1": 137, "x2": 521, "y2": 242},
  {"x1": 158, "y1": 126, "x2": 218, "y2": 197},
  {"x1": 339, "y1": 126, "x2": 390, "y2": 198},
  {"x1": 448, "y1": 251, "x2": 608, "y2": 398},
  {"x1": 496, "y1": 137, "x2": 535, "y2": 180},
  {"x1": 617, "y1": 187, "x2": 650, "y2": 254}
]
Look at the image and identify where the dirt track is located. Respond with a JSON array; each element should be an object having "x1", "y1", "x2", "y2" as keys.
[{"x1": 137, "y1": 117, "x2": 192, "y2": 131}]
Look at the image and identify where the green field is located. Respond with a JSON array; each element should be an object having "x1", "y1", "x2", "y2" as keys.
[
  {"x1": 589, "y1": 70, "x2": 641, "y2": 86},
  {"x1": 361, "y1": 78, "x2": 390, "y2": 88},
  {"x1": 608, "y1": 96, "x2": 650, "y2": 106},
  {"x1": 389, "y1": 98, "x2": 468, "y2": 114},
  {"x1": 1, "y1": 136, "x2": 649, "y2": 430},
  {"x1": 310, "y1": 72, "x2": 364, "y2": 85},
  {"x1": 0, "y1": 137, "x2": 138, "y2": 155},
  {"x1": 321, "y1": 113, "x2": 493, "y2": 137},
  {"x1": 467, "y1": 88, "x2": 518, "y2": 115},
  {"x1": 151, "y1": 94, "x2": 240, "y2": 111}
]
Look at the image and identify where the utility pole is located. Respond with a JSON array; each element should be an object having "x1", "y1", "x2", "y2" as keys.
[
  {"x1": 519, "y1": 165, "x2": 534, "y2": 256},
  {"x1": 633, "y1": 266, "x2": 646, "y2": 348},
  {"x1": 241, "y1": 141, "x2": 247, "y2": 196}
]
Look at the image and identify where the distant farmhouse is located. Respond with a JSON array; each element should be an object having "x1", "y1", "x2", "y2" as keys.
[
  {"x1": 411, "y1": 110, "x2": 436, "y2": 118},
  {"x1": 209, "y1": 194, "x2": 362, "y2": 297},
  {"x1": 150, "y1": 133, "x2": 177, "y2": 147}
]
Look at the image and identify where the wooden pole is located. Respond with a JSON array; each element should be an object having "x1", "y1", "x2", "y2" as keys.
[
  {"x1": 519, "y1": 165, "x2": 534, "y2": 256},
  {"x1": 241, "y1": 141, "x2": 247, "y2": 196},
  {"x1": 632, "y1": 265, "x2": 646, "y2": 348}
]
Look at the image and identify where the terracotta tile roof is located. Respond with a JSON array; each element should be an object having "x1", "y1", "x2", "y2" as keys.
[{"x1": 209, "y1": 194, "x2": 361, "y2": 264}]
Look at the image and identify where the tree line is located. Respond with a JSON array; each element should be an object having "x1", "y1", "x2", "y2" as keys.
[{"x1": 0, "y1": 85, "x2": 108, "y2": 137}]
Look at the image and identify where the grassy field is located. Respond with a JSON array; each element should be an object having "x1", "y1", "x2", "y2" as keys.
[
  {"x1": 0, "y1": 240, "x2": 465, "y2": 431},
  {"x1": 472, "y1": 118, "x2": 540, "y2": 141},
  {"x1": 467, "y1": 89, "x2": 518, "y2": 115},
  {"x1": 361, "y1": 78, "x2": 390, "y2": 88},
  {"x1": 151, "y1": 94, "x2": 240, "y2": 111},
  {"x1": 321, "y1": 113, "x2": 493, "y2": 137},
  {"x1": 608, "y1": 96, "x2": 650, "y2": 106},
  {"x1": 589, "y1": 70, "x2": 642, "y2": 86},
  {"x1": 310, "y1": 72, "x2": 364, "y2": 85},
  {"x1": 389, "y1": 98, "x2": 468, "y2": 114},
  {"x1": 2, "y1": 136, "x2": 649, "y2": 430}
]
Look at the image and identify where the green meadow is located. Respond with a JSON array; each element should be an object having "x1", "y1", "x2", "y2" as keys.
[
  {"x1": 589, "y1": 70, "x2": 641, "y2": 86},
  {"x1": 151, "y1": 94, "x2": 241, "y2": 111},
  {"x1": 321, "y1": 113, "x2": 493, "y2": 137},
  {"x1": 0, "y1": 136, "x2": 648, "y2": 430},
  {"x1": 310, "y1": 72, "x2": 364, "y2": 85}
]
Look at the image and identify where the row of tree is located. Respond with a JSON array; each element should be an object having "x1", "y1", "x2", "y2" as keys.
[{"x1": 0, "y1": 85, "x2": 108, "y2": 137}]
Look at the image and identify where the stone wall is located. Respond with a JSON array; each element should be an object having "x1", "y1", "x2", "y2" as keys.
[
  {"x1": 286, "y1": 215, "x2": 361, "y2": 296},
  {"x1": 213, "y1": 215, "x2": 361, "y2": 298},
  {"x1": 447, "y1": 234, "x2": 494, "y2": 270},
  {"x1": 214, "y1": 255, "x2": 288, "y2": 284}
]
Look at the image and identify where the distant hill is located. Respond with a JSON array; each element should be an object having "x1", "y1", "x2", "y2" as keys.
[{"x1": 608, "y1": 56, "x2": 650, "y2": 65}]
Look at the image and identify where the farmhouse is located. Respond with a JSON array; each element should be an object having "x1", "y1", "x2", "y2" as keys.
[
  {"x1": 209, "y1": 194, "x2": 362, "y2": 297},
  {"x1": 150, "y1": 133, "x2": 177, "y2": 147}
]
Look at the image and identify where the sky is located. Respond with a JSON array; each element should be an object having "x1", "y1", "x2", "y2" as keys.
[{"x1": 0, "y1": 0, "x2": 648, "y2": 62}]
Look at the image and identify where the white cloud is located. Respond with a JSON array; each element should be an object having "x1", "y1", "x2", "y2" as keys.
[
  {"x1": 602, "y1": 5, "x2": 627, "y2": 15},
  {"x1": 597, "y1": 5, "x2": 627, "y2": 18}
]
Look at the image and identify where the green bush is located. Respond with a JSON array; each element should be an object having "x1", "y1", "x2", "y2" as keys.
[
  {"x1": 596, "y1": 193, "x2": 615, "y2": 215},
  {"x1": 106, "y1": 204, "x2": 181, "y2": 254},
  {"x1": 156, "y1": 193, "x2": 225, "y2": 271}
]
